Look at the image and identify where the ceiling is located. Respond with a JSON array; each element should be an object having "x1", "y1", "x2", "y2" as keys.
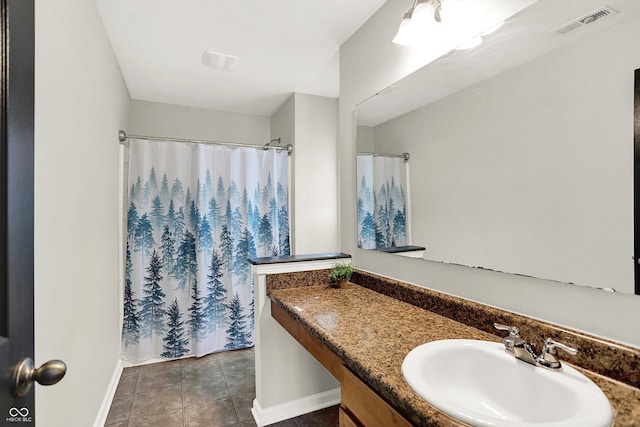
[{"x1": 95, "y1": 0, "x2": 387, "y2": 117}]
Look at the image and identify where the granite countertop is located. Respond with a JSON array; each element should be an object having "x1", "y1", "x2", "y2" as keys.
[{"x1": 269, "y1": 282, "x2": 640, "y2": 427}]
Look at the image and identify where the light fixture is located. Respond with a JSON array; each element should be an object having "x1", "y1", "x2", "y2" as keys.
[
  {"x1": 392, "y1": 0, "x2": 443, "y2": 46},
  {"x1": 414, "y1": 0, "x2": 442, "y2": 24},
  {"x1": 392, "y1": 10, "x2": 415, "y2": 45}
]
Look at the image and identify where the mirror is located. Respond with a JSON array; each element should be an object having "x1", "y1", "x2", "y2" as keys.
[{"x1": 356, "y1": 0, "x2": 640, "y2": 294}]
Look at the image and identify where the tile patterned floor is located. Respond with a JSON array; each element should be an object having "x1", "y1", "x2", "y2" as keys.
[{"x1": 104, "y1": 347, "x2": 339, "y2": 427}]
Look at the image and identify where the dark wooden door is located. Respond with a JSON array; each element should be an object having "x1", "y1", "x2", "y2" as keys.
[
  {"x1": 635, "y1": 68, "x2": 640, "y2": 295},
  {"x1": 1, "y1": 0, "x2": 35, "y2": 423}
]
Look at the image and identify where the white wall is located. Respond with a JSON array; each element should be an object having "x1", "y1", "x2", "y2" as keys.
[
  {"x1": 34, "y1": 1, "x2": 130, "y2": 426},
  {"x1": 130, "y1": 99, "x2": 270, "y2": 143},
  {"x1": 371, "y1": 17, "x2": 637, "y2": 293},
  {"x1": 270, "y1": 95, "x2": 295, "y2": 154},
  {"x1": 293, "y1": 94, "x2": 339, "y2": 254},
  {"x1": 355, "y1": 125, "x2": 374, "y2": 153},
  {"x1": 340, "y1": 0, "x2": 640, "y2": 347},
  {"x1": 270, "y1": 94, "x2": 339, "y2": 254},
  {"x1": 271, "y1": 95, "x2": 296, "y2": 250}
]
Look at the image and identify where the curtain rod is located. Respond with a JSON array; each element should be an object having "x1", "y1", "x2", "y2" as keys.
[
  {"x1": 357, "y1": 151, "x2": 410, "y2": 161},
  {"x1": 118, "y1": 130, "x2": 293, "y2": 156}
]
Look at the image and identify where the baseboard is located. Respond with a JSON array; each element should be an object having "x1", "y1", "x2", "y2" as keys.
[
  {"x1": 251, "y1": 387, "x2": 341, "y2": 427},
  {"x1": 93, "y1": 358, "x2": 124, "y2": 427}
]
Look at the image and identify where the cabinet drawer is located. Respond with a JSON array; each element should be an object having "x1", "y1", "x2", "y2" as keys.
[
  {"x1": 341, "y1": 366, "x2": 412, "y2": 427},
  {"x1": 339, "y1": 407, "x2": 360, "y2": 427}
]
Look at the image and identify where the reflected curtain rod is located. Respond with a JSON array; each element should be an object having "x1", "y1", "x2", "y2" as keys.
[
  {"x1": 118, "y1": 130, "x2": 293, "y2": 155},
  {"x1": 357, "y1": 151, "x2": 410, "y2": 161}
]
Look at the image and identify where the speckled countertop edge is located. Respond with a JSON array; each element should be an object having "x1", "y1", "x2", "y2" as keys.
[{"x1": 268, "y1": 280, "x2": 640, "y2": 426}]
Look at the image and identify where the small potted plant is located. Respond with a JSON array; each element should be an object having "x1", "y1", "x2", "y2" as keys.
[{"x1": 328, "y1": 263, "x2": 353, "y2": 288}]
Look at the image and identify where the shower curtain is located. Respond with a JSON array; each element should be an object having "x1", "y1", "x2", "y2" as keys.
[
  {"x1": 122, "y1": 139, "x2": 290, "y2": 361},
  {"x1": 357, "y1": 154, "x2": 407, "y2": 250}
]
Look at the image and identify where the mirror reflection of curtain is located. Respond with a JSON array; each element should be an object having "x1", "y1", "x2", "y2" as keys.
[
  {"x1": 357, "y1": 154, "x2": 408, "y2": 249},
  {"x1": 122, "y1": 139, "x2": 290, "y2": 362}
]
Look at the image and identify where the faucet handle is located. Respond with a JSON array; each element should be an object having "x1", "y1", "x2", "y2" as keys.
[
  {"x1": 494, "y1": 323, "x2": 524, "y2": 354},
  {"x1": 542, "y1": 338, "x2": 577, "y2": 356},
  {"x1": 493, "y1": 322, "x2": 520, "y2": 337},
  {"x1": 537, "y1": 338, "x2": 577, "y2": 370}
]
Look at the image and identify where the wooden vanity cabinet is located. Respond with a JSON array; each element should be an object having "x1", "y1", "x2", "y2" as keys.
[
  {"x1": 340, "y1": 366, "x2": 412, "y2": 427},
  {"x1": 271, "y1": 301, "x2": 413, "y2": 427},
  {"x1": 339, "y1": 407, "x2": 360, "y2": 427}
]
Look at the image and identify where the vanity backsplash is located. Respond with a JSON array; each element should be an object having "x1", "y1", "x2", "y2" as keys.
[{"x1": 351, "y1": 270, "x2": 640, "y2": 389}]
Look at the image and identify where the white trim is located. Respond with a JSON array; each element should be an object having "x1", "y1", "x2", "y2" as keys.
[
  {"x1": 93, "y1": 358, "x2": 124, "y2": 427},
  {"x1": 404, "y1": 160, "x2": 412, "y2": 245},
  {"x1": 252, "y1": 258, "x2": 350, "y2": 276},
  {"x1": 251, "y1": 387, "x2": 341, "y2": 427},
  {"x1": 288, "y1": 152, "x2": 295, "y2": 254}
]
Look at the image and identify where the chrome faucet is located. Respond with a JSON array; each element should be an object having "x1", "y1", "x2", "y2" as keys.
[
  {"x1": 537, "y1": 338, "x2": 578, "y2": 369},
  {"x1": 494, "y1": 323, "x2": 577, "y2": 371}
]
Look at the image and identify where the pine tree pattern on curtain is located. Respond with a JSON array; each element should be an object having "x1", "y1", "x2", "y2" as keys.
[
  {"x1": 356, "y1": 154, "x2": 407, "y2": 249},
  {"x1": 122, "y1": 139, "x2": 290, "y2": 361}
]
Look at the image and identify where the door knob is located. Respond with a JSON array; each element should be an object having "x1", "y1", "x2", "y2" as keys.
[{"x1": 13, "y1": 358, "x2": 67, "y2": 397}]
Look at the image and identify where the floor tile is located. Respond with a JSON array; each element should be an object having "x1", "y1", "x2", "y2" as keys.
[
  {"x1": 182, "y1": 376, "x2": 230, "y2": 408},
  {"x1": 223, "y1": 372, "x2": 255, "y2": 395},
  {"x1": 104, "y1": 396, "x2": 133, "y2": 425},
  {"x1": 218, "y1": 351, "x2": 253, "y2": 370},
  {"x1": 218, "y1": 348, "x2": 255, "y2": 375},
  {"x1": 128, "y1": 407, "x2": 184, "y2": 427},
  {"x1": 114, "y1": 373, "x2": 138, "y2": 397},
  {"x1": 121, "y1": 365, "x2": 140, "y2": 378},
  {"x1": 293, "y1": 405, "x2": 339, "y2": 427},
  {"x1": 184, "y1": 395, "x2": 239, "y2": 426},
  {"x1": 181, "y1": 355, "x2": 225, "y2": 382},
  {"x1": 108, "y1": 345, "x2": 333, "y2": 427},
  {"x1": 230, "y1": 390, "x2": 255, "y2": 423},
  {"x1": 139, "y1": 359, "x2": 181, "y2": 374},
  {"x1": 138, "y1": 364, "x2": 182, "y2": 389},
  {"x1": 130, "y1": 385, "x2": 183, "y2": 419}
]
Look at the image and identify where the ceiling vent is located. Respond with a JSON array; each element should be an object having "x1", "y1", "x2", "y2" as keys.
[
  {"x1": 202, "y1": 51, "x2": 239, "y2": 70},
  {"x1": 551, "y1": 6, "x2": 618, "y2": 36}
]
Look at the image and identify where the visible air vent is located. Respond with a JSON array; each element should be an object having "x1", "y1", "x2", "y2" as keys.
[
  {"x1": 202, "y1": 51, "x2": 239, "y2": 70},
  {"x1": 552, "y1": 6, "x2": 618, "y2": 36}
]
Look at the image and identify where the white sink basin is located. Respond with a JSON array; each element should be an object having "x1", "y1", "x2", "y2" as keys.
[{"x1": 402, "y1": 339, "x2": 612, "y2": 427}]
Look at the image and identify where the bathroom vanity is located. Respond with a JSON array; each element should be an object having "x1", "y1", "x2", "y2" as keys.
[{"x1": 266, "y1": 269, "x2": 640, "y2": 426}]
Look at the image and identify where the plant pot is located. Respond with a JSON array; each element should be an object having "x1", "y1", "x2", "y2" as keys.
[{"x1": 331, "y1": 278, "x2": 348, "y2": 288}]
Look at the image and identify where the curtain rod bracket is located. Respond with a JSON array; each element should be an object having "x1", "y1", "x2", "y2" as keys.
[{"x1": 119, "y1": 129, "x2": 127, "y2": 142}]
